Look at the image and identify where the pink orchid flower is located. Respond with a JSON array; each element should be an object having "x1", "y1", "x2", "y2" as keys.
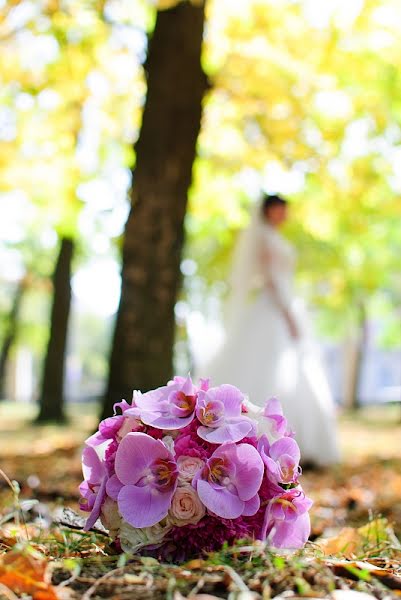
[
  {"x1": 113, "y1": 432, "x2": 178, "y2": 528},
  {"x1": 169, "y1": 375, "x2": 210, "y2": 392},
  {"x1": 196, "y1": 384, "x2": 255, "y2": 444},
  {"x1": 261, "y1": 398, "x2": 294, "y2": 444},
  {"x1": 262, "y1": 487, "x2": 313, "y2": 548},
  {"x1": 127, "y1": 376, "x2": 198, "y2": 430},
  {"x1": 258, "y1": 435, "x2": 301, "y2": 485},
  {"x1": 79, "y1": 446, "x2": 108, "y2": 530},
  {"x1": 85, "y1": 398, "x2": 141, "y2": 447},
  {"x1": 192, "y1": 442, "x2": 264, "y2": 519}
]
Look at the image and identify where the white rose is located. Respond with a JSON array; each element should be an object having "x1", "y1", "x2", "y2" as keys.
[
  {"x1": 169, "y1": 485, "x2": 206, "y2": 526},
  {"x1": 177, "y1": 455, "x2": 204, "y2": 482},
  {"x1": 119, "y1": 520, "x2": 172, "y2": 553},
  {"x1": 162, "y1": 435, "x2": 176, "y2": 455}
]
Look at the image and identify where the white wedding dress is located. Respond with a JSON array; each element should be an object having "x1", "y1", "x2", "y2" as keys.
[{"x1": 200, "y1": 222, "x2": 339, "y2": 466}]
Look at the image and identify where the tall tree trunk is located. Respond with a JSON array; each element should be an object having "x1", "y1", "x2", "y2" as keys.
[
  {"x1": 0, "y1": 277, "x2": 26, "y2": 399},
  {"x1": 101, "y1": 1, "x2": 207, "y2": 419},
  {"x1": 36, "y1": 237, "x2": 74, "y2": 423},
  {"x1": 343, "y1": 301, "x2": 368, "y2": 410}
]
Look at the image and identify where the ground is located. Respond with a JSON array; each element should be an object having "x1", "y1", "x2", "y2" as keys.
[{"x1": 0, "y1": 402, "x2": 400, "y2": 599}]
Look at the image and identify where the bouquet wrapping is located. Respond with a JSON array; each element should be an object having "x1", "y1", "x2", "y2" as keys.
[{"x1": 79, "y1": 376, "x2": 312, "y2": 561}]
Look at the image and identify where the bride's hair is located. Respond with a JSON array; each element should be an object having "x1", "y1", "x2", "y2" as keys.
[{"x1": 262, "y1": 194, "x2": 287, "y2": 213}]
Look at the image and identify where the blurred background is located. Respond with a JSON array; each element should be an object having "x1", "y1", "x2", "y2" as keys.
[{"x1": 0, "y1": 0, "x2": 400, "y2": 427}]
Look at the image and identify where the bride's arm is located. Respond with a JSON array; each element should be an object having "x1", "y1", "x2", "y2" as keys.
[{"x1": 259, "y1": 245, "x2": 299, "y2": 339}]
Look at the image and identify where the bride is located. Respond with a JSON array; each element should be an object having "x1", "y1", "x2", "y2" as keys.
[{"x1": 199, "y1": 194, "x2": 339, "y2": 466}]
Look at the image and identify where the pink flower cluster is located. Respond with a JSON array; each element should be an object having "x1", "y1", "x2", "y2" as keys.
[{"x1": 79, "y1": 376, "x2": 312, "y2": 560}]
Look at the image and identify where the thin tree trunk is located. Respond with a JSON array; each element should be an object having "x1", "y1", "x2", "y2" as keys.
[
  {"x1": 101, "y1": 1, "x2": 207, "y2": 419},
  {"x1": 36, "y1": 237, "x2": 74, "y2": 423},
  {"x1": 343, "y1": 301, "x2": 368, "y2": 410},
  {"x1": 0, "y1": 277, "x2": 26, "y2": 399}
]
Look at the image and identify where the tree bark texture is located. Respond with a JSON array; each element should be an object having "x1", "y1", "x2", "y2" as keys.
[
  {"x1": 36, "y1": 237, "x2": 74, "y2": 423},
  {"x1": 0, "y1": 277, "x2": 26, "y2": 399},
  {"x1": 101, "y1": 1, "x2": 207, "y2": 418}
]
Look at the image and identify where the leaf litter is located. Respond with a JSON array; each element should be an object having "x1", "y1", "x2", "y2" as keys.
[{"x1": 1, "y1": 415, "x2": 401, "y2": 599}]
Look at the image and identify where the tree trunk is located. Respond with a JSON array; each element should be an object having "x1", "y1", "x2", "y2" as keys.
[
  {"x1": 343, "y1": 301, "x2": 368, "y2": 410},
  {"x1": 0, "y1": 277, "x2": 26, "y2": 399},
  {"x1": 101, "y1": 1, "x2": 207, "y2": 419},
  {"x1": 36, "y1": 237, "x2": 74, "y2": 423}
]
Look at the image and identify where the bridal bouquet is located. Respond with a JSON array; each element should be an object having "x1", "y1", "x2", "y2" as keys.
[{"x1": 79, "y1": 376, "x2": 312, "y2": 561}]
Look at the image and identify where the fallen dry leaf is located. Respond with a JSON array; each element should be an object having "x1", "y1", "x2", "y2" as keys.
[
  {"x1": 315, "y1": 518, "x2": 396, "y2": 558},
  {"x1": 0, "y1": 548, "x2": 58, "y2": 600}
]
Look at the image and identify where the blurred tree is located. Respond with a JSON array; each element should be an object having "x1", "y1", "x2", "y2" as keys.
[
  {"x1": 0, "y1": 0, "x2": 138, "y2": 417},
  {"x1": 37, "y1": 237, "x2": 73, "y2": 422},
  {"x1": 0, "y1": 275, "x2": 27, "y2": 399},
  {"x1": 1, "y1": 0, "x2": 400, "y2": 415},
  {"x1": 101, "y1": 0, "x2": 207, "y2": 418}
]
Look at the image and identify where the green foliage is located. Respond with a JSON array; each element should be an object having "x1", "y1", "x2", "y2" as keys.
[
  {"x1": 0, "y1": 0, "x2": 400, "y2": 376},
  {"x1": 187, "y1": 0, "x2": 401, "y2": 345},
  {"x1": 0, "y1": 0, "x2": 144, "y2": 362}
]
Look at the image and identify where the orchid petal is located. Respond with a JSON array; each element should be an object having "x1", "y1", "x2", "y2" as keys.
[
  {"x1": 84, "y1": 476, "x2": 107, "y2": 531},
  {"x1": 117, "y1": 484, "x2": 172, "y2": 528},
  {"x1": 199, "y1": 378, "x2": 210, "y2": 391},
  {"x1": 115, "y1": 432, "x2": 169, "y2": 485},
  {"x1": 134, "y1": 389, "x2": 164, "y2": 411},
  {"x1": 269, "y1": 512, "x2": 311, "y2": 549},
  {"x1": 213, "y1": 384, "x2": 244, "y2": 417},
  {"x1": 269, "y1": 437, "x2": 300, "y2": 464},
  {"x1": 232, "y1": 444, "x2": 264, "y2": 501},
  {"x1": 106, "y1": 475, "x2": 124, "y2": 500},
  {"x1": 123, "y1": 407, "x2": 141, "y2": 419},
  {"x1": 85, "y1": 431, "x2": 107, "y2": 447},
  {"x1": 113, "y1": 399, "x2": 131, "y2": 414},
  {"x1": 196, "y1": 479, "x2": 244, "y2": 519},
  {"x1": 141, "y1": 412, "x2": 195, "y2": 431},
  {"x1": 197, "y1": 419, "x2": 253, "y2": 444},
  {"x1": 242, "y1": 494, "x2": 260, "y2": 516},
  {"x1": 181, "y1": 375, "x2": 194, "y2": 395},
  {"x1": 263, "y1": 398, "x2": 283, "y2": 417},
  {"x1": 82, "y1": 446, "x2": 104, "y2": 483}
]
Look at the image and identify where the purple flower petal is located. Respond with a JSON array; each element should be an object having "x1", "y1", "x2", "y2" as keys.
[
  {"x1": 199, "y1": 378, "x2": 210, "y2": 391},
  {"x1": 181, "y1": 375, "x2": 194, "y2": 396},
  {"x1": 85, "y1": 431, "x2": 107, "y2": 447},
  {"x1": 117, "y1": 483, "x2": 172, "y2": 528},
  {"x1": 84, "y1": 476, "x2": 107, "y2": 531},
  {"x1": 99, "y1": 415, "x2": 124, "y2": 438},
  {"x1": 123, "y1": 407, "x2": 141, "y2": 419},
  {"x1": 141, "y1": 412, "x2": 195, "y2": 430},
  {"x1": 257, "y1": 434, "x2": 270, "y2": 460},
  {"x1": 268, "y1": 512, "x2": 311, "y2": 549},
  {"x1": 269, "y1": 437, "x2": 300, "y2": 464},
  {"x1": 196, "y1": 479, "x2": 244, "y2": 519},
  {"x1": 263, "y1": 398, "x2": 283, "y2": 417},
  {"x1": 113, "y1": 399, "x2": 132, "y2": 414},
  {"x1": 135, "y1": 378, "x2": 197, "y2": 430},
  {"x1": 230, "y1": 443, "x2": 264, "y2": 501},
  {"x1": 82, "y1": 446, "x2": 104, "y2": 483},
  {"x1": 106, "y1": 474, "x2": 124, "y2": 500},
  {"x1": 115, "y1": 432, "x2": 169, "y2": 485},
  {"x1": 193, "y1": 442, "x2": 264, "y2": 520},
  {"x1": 242, "y1": 494, "x2": 260, "y2": 516},
  {"x1": 197, "y1": 418, "x2": 254, "y2": 444},
  {"x1": 212, "y1": 384, "x2": 243, "y2": 417},
  {"x1": 196, "y1": 395, "x2": 225, "y2": 428},
  {"x1": 79, "y1": 481, "x2": 94, "y2": 511},
  {"x1": 134, "y1": 389, "x2": 164, "y2": 411}
]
